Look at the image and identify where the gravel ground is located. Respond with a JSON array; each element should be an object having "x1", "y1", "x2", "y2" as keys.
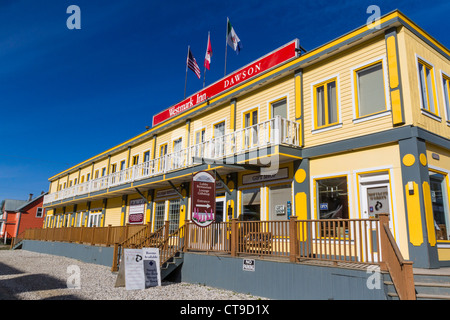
[{"x1": 0, "y1": 249, "x2": 269, "y2": 300}]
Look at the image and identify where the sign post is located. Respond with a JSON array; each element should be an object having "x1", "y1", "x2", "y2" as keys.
[{"x1": 191, "y1": 171, "x2": 216, "y2": 227}]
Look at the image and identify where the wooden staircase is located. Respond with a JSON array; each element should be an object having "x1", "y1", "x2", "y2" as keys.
[
  {"x1": 114, "y1": 221, "x2": 185, "y2": 281},
  {"x1": 384, "y1": 268, "x2": 450, "y2": 300}
]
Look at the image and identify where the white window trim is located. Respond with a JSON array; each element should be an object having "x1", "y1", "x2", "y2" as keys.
[
  {"x1": 350, "y1": 56, "x2": 391, "y2": 121},
  {"x1": 310, "y1": 74, "x2": 342, "y2": 133},
  {"x1": 212, "y1": 118, "x2": 228, "y2": 137},
  {"x1": 310, "y1": 171, "x2": 353, "y2": 220},
  {"x1": 415, "y1": 53, "x2": 441, "y2": 118},
  {"x1": 439, "y1": 69, "x2": 450, "y2": 123},
  {"x1": 36, "y1": 207, "x2": 44, "y2": 218},
  {"x1": 267, "y1": 93, "x2": 290, "y2": 120}
]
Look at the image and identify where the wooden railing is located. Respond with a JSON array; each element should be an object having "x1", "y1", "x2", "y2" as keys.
[
  {"x1": 43, "y1": 116, "x2": 301, "y2": 206},
  {"x1": 15, "y1": 224, "x2": 146, "y2": 247},
  {"x1": 15, "y1": 215, "x2": 415, "y2": 300},
  {"x1": 378, "y1": 213, "x2": 416, "y2": 300}
]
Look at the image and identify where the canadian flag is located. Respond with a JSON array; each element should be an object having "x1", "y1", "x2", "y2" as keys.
[{"x1": 204, "y1": 32, "x2": 212, "y2": 70}]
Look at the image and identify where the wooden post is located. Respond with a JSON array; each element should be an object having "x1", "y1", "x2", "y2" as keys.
[
  {"x1": 378, "y1": 213, "x2": 390, "y2": 272},
  {"x1": 91, "y1": 226, "x2": 96, "y2": 246},
  {"x1": 79, "y1": 225, "x2": 84, "y2": 244},
  {"x1": 106, "y1": 225, "x2": 112, "y2": 246},
  {"x1": 111, "y1": 243, "x2": 119, "y2": 272},
  {"x1": 289, "y1": 216, "x2": 298, "y2": 263},
  {"x1": 184, "y1": 220, "x2": 190, "y2": 252},
  {"x1": 231, "y1": 218, "x2": 237, "y2": 257}
]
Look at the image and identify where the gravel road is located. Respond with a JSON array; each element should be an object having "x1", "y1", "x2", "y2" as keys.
[{"x1": 0, "y1": 249, "x2": 268, "y2": 300}]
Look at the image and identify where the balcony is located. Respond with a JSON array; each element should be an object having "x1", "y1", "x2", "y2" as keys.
[{"x1": 43, "y1": 116, "x2": 301, "y2": 206}]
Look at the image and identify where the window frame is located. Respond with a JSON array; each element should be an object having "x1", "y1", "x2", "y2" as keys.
[
  {"x1": 268, "y1": 95, "x2": 289, "y2": 120},
  {"x1": 310, "y1": 75, "x2": 341, "y2": 133},
  {"x1": 416, "y1": 55, "x2": 440, "y2": 120},
  {"x1": 352, "y1": 58, "x2": 390, "y2": 121},
  {"x1": 313, "y1": 76, "x2": 339, "y2": 130},
  {"x1": 440, "y1": 70, "x2": 450, "y2": 124},
  {"x1": 36, "y1": 207, "x2": 43, "y2": 218},
  {"x1": 429, "y1": 166, "x2": 450, "y2": 243}
]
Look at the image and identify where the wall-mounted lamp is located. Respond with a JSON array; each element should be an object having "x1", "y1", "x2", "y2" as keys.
[{"x1": 408, "y1": 181, "x2": 414, "y2": 195}]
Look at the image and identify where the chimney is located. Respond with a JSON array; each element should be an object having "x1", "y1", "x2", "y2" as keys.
[{"x1": 28, "y1": 194, "x2": 33, "y2": 201}]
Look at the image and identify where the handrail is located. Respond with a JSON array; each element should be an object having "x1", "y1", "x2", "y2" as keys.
[
  {"x1": 383, "y1": 223, "x2": 407, "y2": 266},
  {"x1": 378, "y1": 214, "x2": 416, "y2": 300},
  {"x1": 44, "y1": 116, "x2": 301, "y2": 205}
]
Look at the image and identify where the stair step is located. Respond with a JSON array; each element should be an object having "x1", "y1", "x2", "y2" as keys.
[{"x1": 416, "y1": 293, "x2": 450, "y2": 300}]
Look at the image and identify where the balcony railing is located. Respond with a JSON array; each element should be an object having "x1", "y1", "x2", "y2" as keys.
[{"x1": 43, "y1": 116, "x2": 301, "y2": 205}]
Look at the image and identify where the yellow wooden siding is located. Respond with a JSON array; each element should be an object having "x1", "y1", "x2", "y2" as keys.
[
  {"x1": 129, "y1": 137, "x2": 153, "y2": 164},
  {"x1": 92, "y1": 158, "x2": 108, "y2": 178},
  {"x1": 309, "y1": 143, "x2": 409, "y2": 259},
  {"x1": 398, "y1": 27, "x2": 450, "y2": 139},
  {"x1": 155, "y1": 125, "x2": 186, "y2": 156},
  {"x1": 109, "y1": 149, "x2": 129, "y2": 171},
  {"x1": 303, "y1": 35, "x2": 393, "y2": 147},
  {"x1": 191, "y1": 103, "x2": 230, "y2": 143},
  {"x1": 90, "y1": 200, "x2": 103, "y2": 210},
  {"x1": 104, "y1": 196, "x2": 122, "y2": 226},
  {"x1": 235, "y1": 76, "x2": 295, "y2": 130}
]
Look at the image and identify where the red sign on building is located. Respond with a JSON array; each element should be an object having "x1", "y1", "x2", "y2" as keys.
[
  {"x1": 152, "y1": 40, "x2": 299, "y2": 126},
  {"x1": 191, "y1": 171, "x2": 216, "y2": 227}
]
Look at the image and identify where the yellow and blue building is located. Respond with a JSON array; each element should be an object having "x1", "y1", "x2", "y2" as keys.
[{"x1": 42, "y1": 10, "x2": 449, "y2": 269}]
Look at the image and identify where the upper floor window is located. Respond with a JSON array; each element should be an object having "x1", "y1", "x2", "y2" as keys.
[
  {"x1": 132, "y1": 154, "x2": 139, "y2": 166},
  {"x1": 442, "y1": 73, "x2": 450, "y2": 122},
  {"x1": 270, "y1": 98, "x2": 287, "y2": 119},
  {"x1": 354, "y1": 61, "x2": 386, "y2": 118},
  {"x1": 313, "y1": 77, "x2": 338, "y2": 129},
  {"x1": 36, "y1": 207, "x2": 43, "y2": 218},
  {"x1": 417, "y1": 57, "x2": 439, "y2": 117}
]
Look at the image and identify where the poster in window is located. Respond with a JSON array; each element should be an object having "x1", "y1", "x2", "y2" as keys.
[{"x1": 366, "y1": 186, "x2": 390, "y2": 218}]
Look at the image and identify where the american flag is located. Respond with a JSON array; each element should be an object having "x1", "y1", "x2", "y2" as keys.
[{"x1": 187, "y1": 48, "x2": 201, "y2": 79}]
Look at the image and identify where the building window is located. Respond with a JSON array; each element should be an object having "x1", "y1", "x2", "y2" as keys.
[
  {"x1": 417, "y1": 58, "x2": 438, "y2": 116},
  {"x1": 36, "y1": 207, "x2": 43, "y2": 218},
  {"x1": 194, "y1": 128, "x2": 206, "y2": 157},
  {"x1": 430, "y1": 170, "x2": 450, "y2": 241},
  {"x1": 243, "y1": 109, "x2": 258, "y2": 148},
  {"x1": 168, "y1": 199, "x2": 181, "y2": 234},
  {"x1": 442, "y1": 74, "x2": 450, "y2": 122},
  {"x1": 88, "y1": 211, "x2": 102, "y2": 227},
  {"x1": 132, "y1": 155, "x2": 139, "y2": 166},
  {"x1": 241, "y1": 188, "x2": 260, "y2": 221},
  {"x1": 213, "y1": 121, "x2": 226, "y2": 156},
  {"x1": 173, "y1": 138, "x2": 183, "y2": 168},
  {"x1": 271, "y1": 98, "x2": 287, "y2": 119},
  {"x1": 316, "y1": 176, "x2": 349, "y2": 220},
  {"x1": 314, "y1": 78, "x2": 338, "y2": 128},
  {"x1": 154, "y1": 202, "x2": 166, "y2": 231},
  {"x1": 354, "y1": 62, "x2": 386, "y2": 118}
]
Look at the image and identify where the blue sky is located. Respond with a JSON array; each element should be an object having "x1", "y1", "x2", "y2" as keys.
[{"x1": 0, "y1": 0, "x2": 449, "y2": 201}]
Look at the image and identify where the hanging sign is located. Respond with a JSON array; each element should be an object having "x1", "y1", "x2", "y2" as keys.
[
  {"x1": 128, "y1": 198, "x2": 145, "y2": 224},
  {"x1": 191, "y1": 171, "x2": 216, "y2": 227},
  {"x1": 152, "y1": 40, "x2": 299, "y2": 126}
]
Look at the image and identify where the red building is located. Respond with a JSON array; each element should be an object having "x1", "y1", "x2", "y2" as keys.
[{"x1": 0, "y1": 193, "x2": 47, "y2": 242}]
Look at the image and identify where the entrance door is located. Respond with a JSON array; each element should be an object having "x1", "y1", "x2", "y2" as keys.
[
  {"x1": 359, "y1": 172, "x2": 394, "y2": 262},
  {"x1": 215, "y1": 197, "x2": 226, "y2": 222}
]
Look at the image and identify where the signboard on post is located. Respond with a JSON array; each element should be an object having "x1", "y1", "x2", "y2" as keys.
[
  {"x1": 128, "y1": 198, "x2": 145, "y2": 224},
  {"x1": 191, "y1": 171, "x2": 216, "y2": 227}
]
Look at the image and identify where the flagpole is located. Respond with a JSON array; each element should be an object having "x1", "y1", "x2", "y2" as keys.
[
  {"x1": 224, "y1": 18, "x2": 228, "y2": 76},
  {"x1": 203, "y1": 32, "x2": 209, "y2": 88},
  {"x1": 184, "y1": 45, "x2": 189, "y2": 99}
]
